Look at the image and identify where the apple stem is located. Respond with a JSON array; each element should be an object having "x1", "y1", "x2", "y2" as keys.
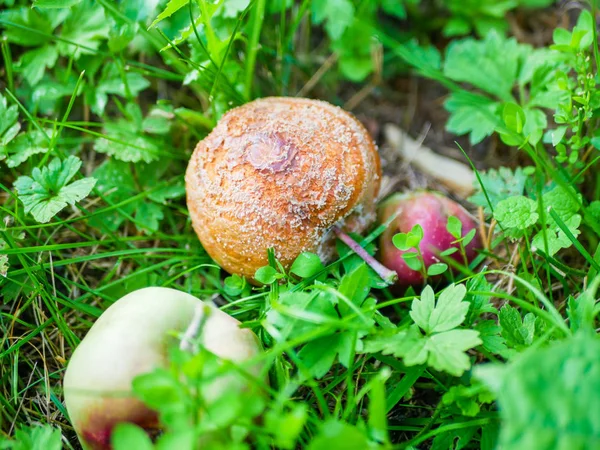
[
  {"x1": 334, "y1": 227, "x2": 398, "y2": 285},
  {"x1": 180, "y1": 304, "x2": 209, "y2": 352}
]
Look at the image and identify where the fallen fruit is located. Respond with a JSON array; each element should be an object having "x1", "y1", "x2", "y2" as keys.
[
  {"x1": 63, "y1": 287, "x2": 262, "y2": 450},
  {"x1": 185, "y1": 97, "x2": 381, "y2": 280},
  {"x1": 378, "y1": 191, "x2": 480, "y2": 286}
]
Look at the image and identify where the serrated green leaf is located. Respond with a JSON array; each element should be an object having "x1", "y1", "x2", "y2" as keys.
[
  {"x1": 532, "y1": 214, "x2": 581, "y2": 256},
  {"x1": 477, "y1": 333, "x2": 600, "y2": 450},
  {"x1": 444, "y1": 93, "x2": 499, "y2": 144},
  {"x1": 311, "y1": 0, "x2": 355, "y2": 41},
  {"x1": 498, "y1": 304, "x2": 536, "y2": 349},
  {"x1": 475, "y1": 320, "x2": 508, "y2": 356},
  {"x1": 494, "y1": 195, "x2": 538, "y2": 237},
  {"x1": 542, "y1": 185, "x2": 581, "y2": 226},
  {"x1": 19, "y1": 45, "x2": 59, "y2": 85},
  {"x1": 443, "y1": 32, "x2": 528, "y2": 101},
  {"x1": 135, "y1": 201, "x2": 164, "y2": 234},
  {"x1": 57, "y1": 1, "x2": 109, "y2": 58},
  {"x1": 411, "y1": 284, "x2": 469, "y2": 334},
  {"x1": 10, "y1": 425, "x2": 62, "y2": 450},
  {"x1": 14, "y1": 156, "x2": 96, "y2": 223},
  {"x1": 468, "y1": 166, "x2": 530, "y2": 215},
  {"x1": 425, "y1": 329, "x2": 482, "y2": 376},
  {"x1": 150, "y1": 0, "x2": 190, "y2": 28}
]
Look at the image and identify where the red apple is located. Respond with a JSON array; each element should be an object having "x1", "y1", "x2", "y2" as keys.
[{"x1": 378, "y1": 191, "x2": 480, "y2": 286}]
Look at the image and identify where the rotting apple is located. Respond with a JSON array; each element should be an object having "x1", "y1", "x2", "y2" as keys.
[
  {"x1": 63, "y1": 287, "x2": 262, "y2": 450},
  {"x1": 378, "y1": 191, "x2": 480, "y2": 286}
]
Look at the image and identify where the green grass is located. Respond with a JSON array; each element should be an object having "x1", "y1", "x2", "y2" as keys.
[{"x1": 1, "y1": 0, "x2": 600, "y2": 449}]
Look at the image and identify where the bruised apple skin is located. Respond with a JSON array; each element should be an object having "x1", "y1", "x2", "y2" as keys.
[
  {"x1": 63, "y1": 287, "x2": 262, "y2": 450},
  {"x1": 378, "y1": 192, "x2": 480, "y2": 286}
]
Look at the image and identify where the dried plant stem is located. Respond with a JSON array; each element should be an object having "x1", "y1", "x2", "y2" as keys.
[{"x1": 334, "y1": 227, "x2": 398, "y2": 285}]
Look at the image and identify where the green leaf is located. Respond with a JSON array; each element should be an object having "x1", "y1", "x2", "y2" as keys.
[
  {"x1": 223, "y1": 274, "x2": 245, "y2": 297},
  {"x1": 442, "y1": 383, "x2": 494, "y2": 417},
  {"x1": 443, "y1": 32, "x2": 529, "y2": 101},
  {"x1": 476, "y1": 333, "x2": 600, "y2": 450},
  {"x1": 135, "y1": 202, "x2": 164, "y2": 234},
  {"x1": 265, "y1": 404, "x2": 308, "y2": 450},
  {"x1": 425, "y1": 329, "x2": 482, "y2": 376},
  {"x1": 503, "y1": 102, "x2": 525, "y2": 134},
  {"x1": 494, "y1": 195, "x2": 539, "y2": 237},
  {"x1": 427, "y1": 263, "x2": 448, "y2": 276},
  {"x1": 94, "y1": 120, "x2": 161, "y2": 163},
  {"x1": 132, "y1": 368, "x2": 186, "y2": 411},
  {"x1": 532, "y1": 214, "x2": 581, "y2": 257},
  {"x1": 465, "y1": 273, "x2": 497, "y2": 325},
  {"x1": 1, "y1": 8, "x2": 54, "y2": 47},
  {"x1": 498, "y1": 304, "x2": 535, "y2": 349},
  {"x1": 112, "y1": 423, "x2": 154, "y2": 450},
  {"x1": 14, "y1": 156, "x2": 96, "y2": 223},
  {"x1": 221, "y1": 0, "x2": 250, "y2": 18},
  {"x1": 445, "y1": 92, "x2": 499, "y2": 145},
  {"x1": 10, "y1": 425, "x2": 62, "y2": 450},
  {"x1": 0, "y1": 93, "x2": 21, "y2": 160},
  {"x1": 402, "y1": 252, "x2": 422, "y2": 271},
  {"x1": 338, "y1": 263, "x2": 370, "y2": 311},
  {"x1": 367, "y1": 284, "x2": 481, "y2": 376},
  {"x1": 468, "y1": 166, "x2": 529, "y2": 215},
  {"x1": 150, "y1": 0, "x2": 190, "y2": 28},
  {"x1": 475, "y1": 320, "x2": 508, "y2": 356},
  {"x1": 266, "y1": 291, "x2": 337, "y2": 341},
  {"x1": 254, "y1": 266, "x2": 280, "y2": 285},
  {"x1": 19, "y1": 45, "x2": 58, "y2": 85},
  {"x1": 290, "y1": 252, "x2": 324, "y2": 278},
  {"x1": 2, "y1": 130, "x2": 50, "y2": 168},
  {"x1": 33, "y1": 0, "x2": 82, "y2": 8},
  {"x1": 311, "y1": 0, "x2": 355, "y2": 40},
  {"x1": 447, "y1": 215, "x2": 462, "y2": 239},
  {"x1": 410, "y1": 284, "x2": 469, "y2": 334},
  {"x1": 57, "y1": 1, "x2": 109, "y2": 58},
  {"x1": 542, "y1": 185, "x2": 581, "y2": 226},
  {"x1": 308, "y1": 420, "x2": 370, "y2": 450},
  {"x1": 298, "y1": 334, "x2": 346, "y2": 378}
]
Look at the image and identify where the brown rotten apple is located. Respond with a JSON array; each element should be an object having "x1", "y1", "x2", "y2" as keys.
[
  {"x1": 63, "y1": 287, "x2": 262, "y2": 450},
  {"x1": 185, "y1": 97, "x2": 381, "y2": 279}
]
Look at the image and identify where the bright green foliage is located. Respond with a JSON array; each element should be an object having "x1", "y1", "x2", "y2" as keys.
[
  {"x1": 469, "y1": 166, "x2": 530, "y2": 215},
  {"x1": 442, "y1": 0, "x2": 553, "y2": 37},
  {"x1": 1, "y1": 0, "x2": 600, "y2": 448},
  {"x1": 398, "y1": 30, "x2": 569, "y2": 145},
  {"x1": 364, "y1": 285, "x2": 482, "y2": 376},
  {"x1": 290, "y1": 252, "x2": 324, "y2": 279},
  {"x1": 307, "y1": 421, "x2": 373, "y2": 450},
  {"x1": 311, "y1": 0, "x2": 355, "y2": 41},
  {"x1": 0, "y1": 93, "x2": 21, "y2": 164},
  {"x1": 493, "y1": 196, "x2": 539, "y2": 237},
  {"x1": 14, "y1": 156, "x2": 96, "y2": 223},
  {"x1": 476, "y1": 333, "x2": 600, "y2": 450},
  {"x1": 89, "y1": 158, "x2": 184, "y2": 234},
  {"x1": 0, "y1": 425, "x2": 62, "y2": 450}
]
